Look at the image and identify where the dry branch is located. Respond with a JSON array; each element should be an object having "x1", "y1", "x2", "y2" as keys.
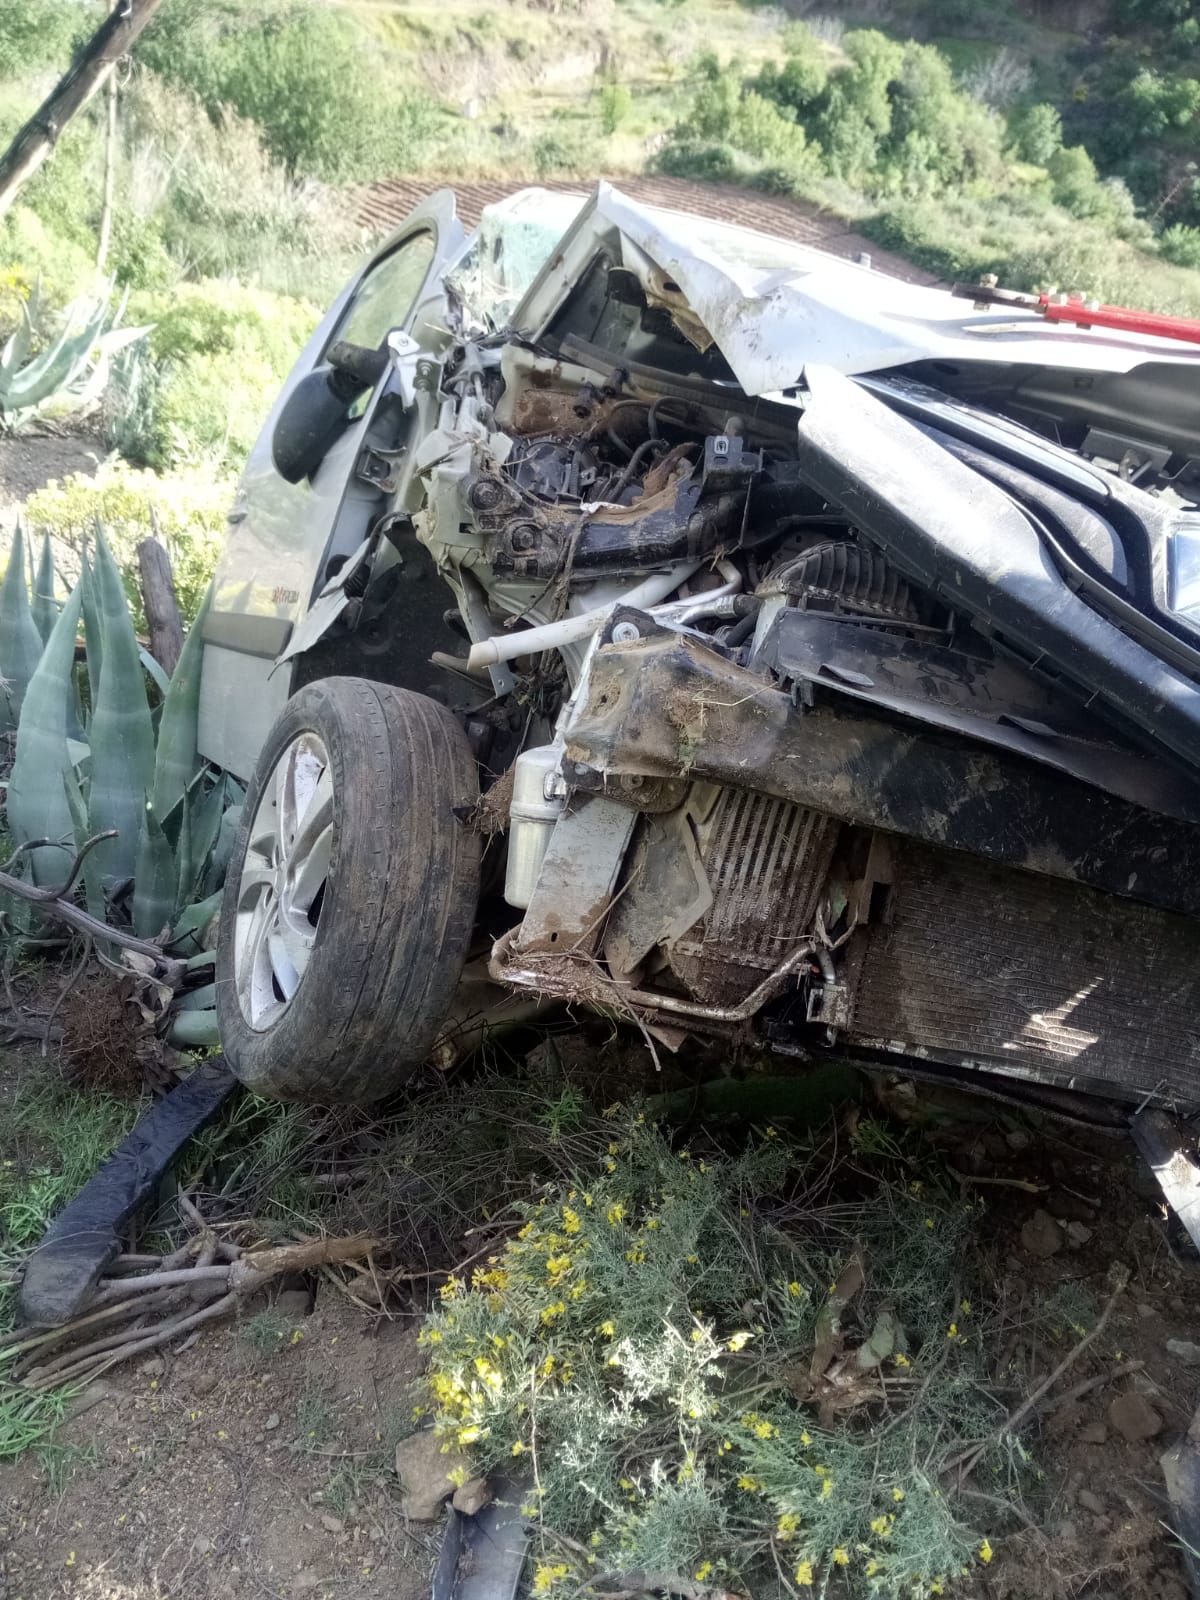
[{"x1": 15, "y1": 1215, "x2": 379, "y2": 1390}]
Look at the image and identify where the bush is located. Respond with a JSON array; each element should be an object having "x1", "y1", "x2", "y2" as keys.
[
  {"x1": 139, "y1": 0, "x2": 440, "y2": 182},
  {"x1": 1159, "y1": 223, "x2": 1200, "y2": 268},
  {"x1": 119, "y1": 74, "x2": 362, "y2": 301},
  {"x1": 599, "y1": 83, "x2": 633, "y2": 136},
  {"x1": 1010, "y1": 102, "x2": 1063, "y2": 166},
  {"x1": 420, "y1": 1115, "x2": 1012, "y2": 1599},
  {"x1": 0, "y1": 0, "x2": 83, "y2": 76},
  {"x1": 23, "y1": 461, "x2": 233, "y2": 629},
  {"x1": 110, "y1": 279, "x2": 318, "y2": 474}
]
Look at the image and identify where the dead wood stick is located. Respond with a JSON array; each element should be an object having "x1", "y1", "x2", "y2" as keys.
[
  {"x1": 24, "y1": 1291, "x2": 239, "y2": 1389},
  {"x1": 946, "y1": 1167, "x2": 1047, "y2": 1194},
  {"x1": 942, "y1": 1267, "x2": 1128, "y2": 1481},
  {"x1": 0, "y1": 832, "x2": 181, "y2": 973},
  {"x1": 95, "y1": 1264, "x2": 231, "y2": 1296},
  {"x1": 1045, "y1": 1358, "x2": 1144, "y2": 1413},
  {"x1": 137, "y1": 528, "x2": 183, "y2": 676},
  {"x1": 0, "y1": 1285, "x2": 181, "y2": 1359},
  {"x1": 20, "y1": 1290, "x2": 213, "y2": 1379}
]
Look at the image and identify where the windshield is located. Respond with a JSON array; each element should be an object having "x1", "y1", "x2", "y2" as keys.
[{"x1": 448, "y1": 189, "x2": 587, "y2": 332}]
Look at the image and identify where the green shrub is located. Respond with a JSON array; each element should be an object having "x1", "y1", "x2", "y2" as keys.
[
  {"x1": 1159, "y1": 223, "x2": 1200, "y2": 269},
  {"x1": 599, "y1": 82, "x2": 633, "y2": 136},
  {"x1": 139, "y1": 0, "x2": 439, "y2": 182},
  {"x1": 109, "y1": 279, "x2": 318, "y2": 473},
  {"x1": 23, "y1": 461, "x2": 233, "y2": 629},
  {"x1": 1010, "y1": 102, "x2": 1063, "y2": 165},
  {"x1": 420, "y1": 1116, "x2": 1012, "y2": 1599},
  {"x1": 0, "y1": 0, "x2": 84, "y2": 77},
  {"x1": 119, "y1": 73, "x2": 361, "y2": 301}
]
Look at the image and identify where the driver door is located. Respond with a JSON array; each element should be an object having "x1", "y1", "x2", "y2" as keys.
[{"x1": 198, "y1": 190, "x2": 466, "y2": 780}]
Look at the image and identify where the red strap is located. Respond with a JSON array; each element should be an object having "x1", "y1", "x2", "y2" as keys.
[{"x1": 1037, "y1": 294, "x2": 1200, "y2": 347}]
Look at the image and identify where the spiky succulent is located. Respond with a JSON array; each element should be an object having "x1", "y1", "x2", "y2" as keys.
[
  {"x1": 0, "y1": 282, "x2": 150, "y2": 428},
  {"x1": 1, "y1": 529, "x2": 234, "y2": 1048}
]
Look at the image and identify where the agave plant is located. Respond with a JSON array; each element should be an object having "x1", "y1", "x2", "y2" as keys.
[
  {"x1": 0, "y1": 525, "x2": 45, "y2": 735},
  {"x1": 0, "y1": 282, "x2": 151, "y2": 429},
  {"x1": 2, "y1": 529, "x2": 237, "y2": 1047}
]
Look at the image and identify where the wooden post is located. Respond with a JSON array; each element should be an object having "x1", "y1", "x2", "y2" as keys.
[
  {"x1": 137, "y1": 531, "x2": 183, "y2": 678},
  {"x1": 0, "y1": 0, "x2": 165, "y2": 222},
  {"x1": 95, "y1": 3, "x2": 120, "y2": 272}
]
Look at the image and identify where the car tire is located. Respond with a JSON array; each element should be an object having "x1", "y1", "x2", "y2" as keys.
[{"x1": 215, "y1": 676, "x2": 481, "y2": 1103}]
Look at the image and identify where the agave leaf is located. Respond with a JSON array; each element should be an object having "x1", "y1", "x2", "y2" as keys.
[
  {"x1": 174, "y1": 981, "x2": 217, "y2": 1012},
  {"x1": 151, "y1": 579, "x2": 212, "y2": 819},
  {"x1": 139, "y1": 645, "x2": 170, "y2": 698},
  {"x1": 0, "y1": 525, "x2": 45, "y2": 734},
  {"x1": 169, "y1": 888, "x2": 222, "y2": 953},
  {"x1": 63, "y1": 764, "x2": 105, "y2": 923},
  {"x1": 0, "y1": 286, "x2": 35, "y2": 377},
  {"x1": 0, "y1": 295, "x2": 111, "y2": 416},
  {"x1": 166, "y1": 1008, "x2": 221, "y2": 1050},
  {"x1": 86, "y1": 527, "x2": 156, "y2": 884},
  {"x1": 30, "y1": 531, "x2": 56, "y2": 643},
  {"x1": 183, "y1": 774, "x2": 225, "y2": 907},
  {"x1": 175, "y1": 788, "x2": 193, "y2": 912},
  {"x1": 7, "y1": 582, "x2": 84, "y2": 884},
  {"x1": 204, "y1": 802, "x2": 243, "y2": 898},
  {"x1": 132, "y1": 802, "x2": 177, "y2": 941},
  {"x1": 79, "y1": 549, "x2": 102, "y2": 721}
]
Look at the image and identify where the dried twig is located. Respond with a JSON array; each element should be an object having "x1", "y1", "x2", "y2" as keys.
[
  {"x1": 0, "y1": 831, "x2": 182, "y2": 974},
  {"x1": 941, "y1": 1266, "x2": 1129, "y2": 1482}
]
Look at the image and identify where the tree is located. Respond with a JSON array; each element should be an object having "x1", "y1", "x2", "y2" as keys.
[
  {"x1": 1012, "y1": 103, "x2": 1063, "y2": 166},
  {"x1": 0, "y1": 0, "x2": 166, "y2": 221}
]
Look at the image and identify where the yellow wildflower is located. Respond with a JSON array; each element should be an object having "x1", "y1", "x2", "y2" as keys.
[
  {"x1": 727, "y1": 1331, "x2": 753, "y2": 1352},
  {"x1": 545, "y1": 1253, "x2": 571, "y2": 1278},
  {"x1": 607, "y1": 1202, "x2": 625, "y2": 1226},
  {"x1": 892, "y1": 1487, "x2": 905, "y2": 1502},
  {"x1": 947, "y1": 1322, "x2": 958, "y2": 1339},
  {"x1": 979, "y1": 1538, "x2": 994, "y2": 1564},
  {"x1": 787, "y1": 1281, "x2": 804, "y2": 1299},
  {"x1": 821, "y1": 1478, "x2": 834, "y2": 1500},
  {"x1": 532, "y1": 1563, "x2": 569, "y2": 1593},
  {"x1": 563, "y1": 1208, "x2": 582, "y2": 1235},
  {"x1": 511, "y1": 1441, "x2": 525, "y2": 1455},
  {"x1": 540, "y1": 1301, "x2": 567, "y2": 1325},
  {"x1": 893, "y1": 1351, "x2": 910, "y2": 1368},
  {"x1": 599, "y1": 1319, "x2": 616, "y2": 1337},
  {"x1": 694, "y1": 1560, "x2": 714, "y2": 1582},
  {"x1": 870, "y1": 1515, "x2": 894, "y2": 1538},
  {"x1": 800, "y1": 1430, "x2": 812, "y2": 1447},
  {"x1": 832, "y1": 1547, "x2": 850, "y2": 1567},
  {"x1": 776, "y1": 1513, "x2": 799, "y2": 1541},
  {"x1": 737, "y1": 1475, "x2": 760, "y2": 1491},
  {"x1": 794, "y1": 1561, "x2": 813, "y2": 1586},
  {"x1": 752, "y1": 1418, "x2": 776, "y2": 1440}
]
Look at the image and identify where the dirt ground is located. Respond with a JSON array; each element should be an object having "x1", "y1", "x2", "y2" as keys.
[
  {"x1": 2, "y1": 1037, "x2": 1199, "y2": 1600},
  {"x1": 0, "y1": 430, "x2": 103, "y2": 514},
  {"x1": 0, "y1": 1293, "x2": 437, "y2": 1600}
]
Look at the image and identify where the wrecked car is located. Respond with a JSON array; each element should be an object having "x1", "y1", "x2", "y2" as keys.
[{"x1": 197, "y1": 182, "x2": 1200, "y2": 1116}]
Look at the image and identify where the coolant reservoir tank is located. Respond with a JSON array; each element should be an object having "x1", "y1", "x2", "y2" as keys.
[{"x1": 504, "y1": 745, "x2": 568, "y2": 909}]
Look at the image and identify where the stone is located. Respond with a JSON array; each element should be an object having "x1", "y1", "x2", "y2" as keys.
[
  {"x1": 1167, "y1": 1339, "x2": 1200, "y2": 1367},
  {"x1": 1077, "y1": 1489, "x2": 1105, "y2": 1514},
  {"x1": 319, "y1": 1513, "x2": 344, "y2": 1534},
  {"x1": 192, "y1": 1535, "x2": 213, "y2": 1556},
  {"x1": 264, "y1": 1412, "x2": 281, "y2": 1430},
  {"x1": 394, "y1": 1431, "x2": 472, "y2": 1521},
  {"x1": 1066, "y1": 1220, "x2": 1093, "y2": 1248},
  {"x1": 1078, "y1": 1421, "x2": 1108, "y2": 1445},
  {"x1": 451, "y1": 1478, "x2": 492, "y2": 1517},
  {"x1": 1108, "y1": 1391, "x2": 1163, "y2": 1444},
  {"x1": 1021, "y1": 1209, "x2": 1064, "y2": 1258}
]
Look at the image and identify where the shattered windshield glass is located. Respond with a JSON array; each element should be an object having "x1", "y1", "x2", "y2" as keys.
[{"x1": 448, "y1": 189, "x2": 586, "y2": 332}]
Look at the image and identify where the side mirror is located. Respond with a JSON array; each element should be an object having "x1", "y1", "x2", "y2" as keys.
[
  {"x1": 271, "y1": 345, "x2": 389, "y2": 485},
  {"x1": 271, "y1": 366, "x2": 354, "y2": 485}
]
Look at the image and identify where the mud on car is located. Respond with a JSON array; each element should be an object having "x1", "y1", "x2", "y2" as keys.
[{"x1": 198, "y1": 183, "x2": 1200, "y2": 1117}]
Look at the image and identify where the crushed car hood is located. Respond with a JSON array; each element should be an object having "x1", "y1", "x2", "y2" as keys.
[{"x1": 517, "y1": 182, "x2": 1200, "y2": 397}]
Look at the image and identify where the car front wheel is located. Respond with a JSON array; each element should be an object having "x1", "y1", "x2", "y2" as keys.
[{"x1": 215, "y1": 676, "x2": 481, "y2": 1102}]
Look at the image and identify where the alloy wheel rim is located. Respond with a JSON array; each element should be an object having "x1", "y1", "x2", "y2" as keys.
[{"x1": 234, "y1": 732, "x2": 333, "y2": 1031}]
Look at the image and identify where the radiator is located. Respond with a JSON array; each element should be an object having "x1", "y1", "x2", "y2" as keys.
[{"x1": 847, "y1": 840, "x2": 1200, "y2": 1104}]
